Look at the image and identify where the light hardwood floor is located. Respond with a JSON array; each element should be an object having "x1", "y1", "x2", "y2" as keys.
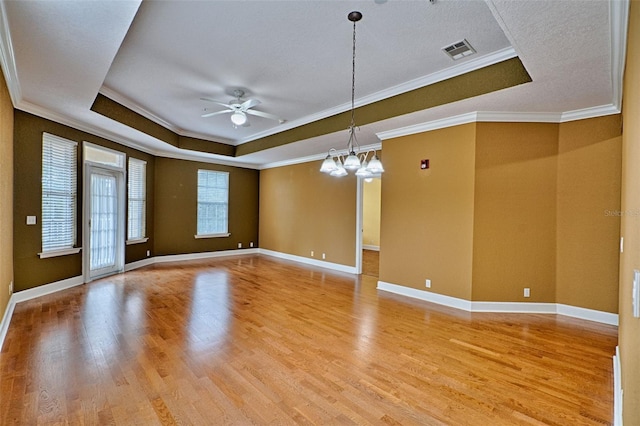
[{"x1": 1, "y1": 255, "x2": 617, "y2": 425}]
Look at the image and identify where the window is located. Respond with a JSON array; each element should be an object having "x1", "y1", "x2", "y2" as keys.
[
  {"x1": 196, "y1": 170, "x2": 229, "y2": 237},
  {"x1": 127, "y1": 158, "x2": 147, "y2": 242},
  {"x1": 41, "y1": 133, "x2": 78, "y2": 256}
]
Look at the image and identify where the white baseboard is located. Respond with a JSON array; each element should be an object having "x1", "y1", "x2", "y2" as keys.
[
  {"x1": 0, "y1": 294, "x2": 16, "y2": 352},
  {"x1": 613, "y1": 346, "x2": 623, "y2": 426},
  {"x1": 124, "y1": 257, "x2": 155, "y2": 271},
  {"x1": 0, "y1": 275, "x2": 85, "y2": 351},
  {"x1": 154, "y1": 248, "x2": 260, "y2": 264},
  {"x1": 12, "y1": 275, "x2": 85, "y2": 304},
  {"x1": 377, "y1": 281, "x2": 472, "y2": 310},
  {"x1": 377, "y1": 280, "x2": 619, "y2": 326},
  {"x1": 363, "y1": 245, "x2": 380, "y2": 251},
  {"x1": 258, "y1": 249, "x2": 357, "y2": 274},
  {"x1": 556, "y1": 303, "x2": 619, "y2": 326}
]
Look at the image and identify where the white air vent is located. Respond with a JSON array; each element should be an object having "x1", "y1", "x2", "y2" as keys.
[{"x1": 442, "y1": 39, "x2": 476, "y2": 60}]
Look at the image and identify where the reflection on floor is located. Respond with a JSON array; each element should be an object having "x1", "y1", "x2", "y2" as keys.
[
  {"x1": 362, "y1": 249, "x2": 379, "y2": 278},
  {"x1": 0, "y1": 255, "x2": 617, "y2": 424}
]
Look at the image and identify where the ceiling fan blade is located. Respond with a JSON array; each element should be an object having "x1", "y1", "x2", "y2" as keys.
[
  {"x1": 241, "y1": 98, "x2": 261, "y2": 110},
  {"x1": 200, "y1": 97, "x2": 232, "y2": 109},
  {"x1": 245, "y1": 109, "x2": 284, "y2": 122},
  {"x1": 201, "y1": 110, "x2": 232, "y2": 118}
]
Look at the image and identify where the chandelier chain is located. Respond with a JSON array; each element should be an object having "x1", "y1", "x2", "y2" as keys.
[{"x1": 351, "y1": 18, "x2": 357, "y2": 129}]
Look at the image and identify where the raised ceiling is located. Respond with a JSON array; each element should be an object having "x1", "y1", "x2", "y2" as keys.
[{"x1": 0, "y1": 0, "x2": 628, "y2": 169}]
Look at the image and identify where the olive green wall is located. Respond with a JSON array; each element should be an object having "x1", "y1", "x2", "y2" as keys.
[
  {"x1": 13, "y1": 111, "x2": 155, "y2": 291},
  {"x1": 259, "y1": 162, "x2": 357, "y2": 267},
  {"x1": 619, "y1": 0, "x2": 640, "y2": 421},
  {"x1": 472, "y1": 122, "x2": 559, "y2": 302},
  {"x1": 379, "y1": 124, "x2": 477, "y2": 300},
  {"x1": 0, "y1": 68, "x2": 13, "y2": 321},
  {"x1": 153, "y1": 157, "x2": 259, "y2": 256},
  {"x1": 557, "y1": 115, "x2": 622, "y2": 313}
]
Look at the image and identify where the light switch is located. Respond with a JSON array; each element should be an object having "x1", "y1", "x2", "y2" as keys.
[{"x1": 26, "y1": 216, "x2": 37, "y2": 225}]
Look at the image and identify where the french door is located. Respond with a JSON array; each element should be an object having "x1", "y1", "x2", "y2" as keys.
[{"x1": 84, "y1": 163, "x2": 125, "y2": 281}]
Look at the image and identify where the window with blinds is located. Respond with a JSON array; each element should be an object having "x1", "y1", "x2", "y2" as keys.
[
  {"x1": 196, "y1": 170, "x2": 229, "y2": 237},
  {"x1": 41, "y1": 133, "x2": 78, "y2": 253},
  {"x1": 127, "y1": 158, "x2": 146, "y2": 241}
]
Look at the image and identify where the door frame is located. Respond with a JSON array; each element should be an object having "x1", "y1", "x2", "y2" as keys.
[{"x1": 82, "y1": 142, "x2": 126, "y2": 282}]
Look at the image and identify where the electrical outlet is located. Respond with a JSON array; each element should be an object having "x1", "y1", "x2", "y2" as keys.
[
  {"x1": 425, "y1": 279, "x2": 431, "y2": 288},
  {"x1": 9, "y1": 281, "x2": 13, "y2": 295},
  {"x1": 250, "y1": 242, "x2": 254, "y2": 248},
  {"x1": 146, "y1": 250, "x2": 150, "y2": 257},
  {"x1": 238, "y1": 242, "x2": 242, "y2": 249},
  {"x1": 524, "y1": 288, "x2": 530, "y2": 298},
  {"x1": 322, "y1": 253, "x2": 326, "y2": 260},
  {"x1": 311, "y1": 251, "x2": 314, "y2": 257}
]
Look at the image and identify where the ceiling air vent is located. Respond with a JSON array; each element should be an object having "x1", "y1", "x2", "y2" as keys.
[{"x1": 442, "y1": 39, "x2": 476, "y2": 60}]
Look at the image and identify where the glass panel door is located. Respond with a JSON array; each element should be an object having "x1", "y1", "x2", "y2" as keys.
[{"x1": 85, "y1": 166, "x2": 124, "y2": 280}]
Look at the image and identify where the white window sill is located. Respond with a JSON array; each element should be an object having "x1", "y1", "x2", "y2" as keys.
[
  {"x1": 126, "y1": 237, "x2": 149, "y2": 245},
  {"x1": 38, "y1": 247, "x2": 82, "y2": 259},
  {"x1": 194, "y1": 233, "x2": 231, "y2": 239}
]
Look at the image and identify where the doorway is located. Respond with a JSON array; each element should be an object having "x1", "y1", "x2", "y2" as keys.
[
  {"x1": 83, "y1": 143, "x2": 126, "y2": 282},
  {"x1": 358, "y1": 176, "x2": 381, "y2": 278}
]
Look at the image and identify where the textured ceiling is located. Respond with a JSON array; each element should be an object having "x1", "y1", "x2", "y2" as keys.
[{"x1": 0, "y1": 0, "x2": 627, "y2": 169}]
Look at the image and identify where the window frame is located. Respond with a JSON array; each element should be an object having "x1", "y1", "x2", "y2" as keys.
[
  {"x1": 39, "y1": 133, "x2": 81, "y2": 258},
  {"x1": 195, "y1": 169, "x2": 230, "y2": 239},
  {"x1": 126, "y1": 157, "x2": 148, "y2": 244}
]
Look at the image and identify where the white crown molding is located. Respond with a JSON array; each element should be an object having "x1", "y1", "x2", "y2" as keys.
[
  {"x1": 99, "y1": 86, "x2": 237, "y2": 146},
  {"x1": 376, "y1": 103, "x2": 624, "y2": 141},
  {"x1": 376, "y1": 112, "x2": 479, "y2": 140},
  {"x1": 237, "y1": 47, "x2": 518, "y2": 145},
  {"x1": 560, "y1": 104, "x2": 621, "y2": 123},
  {"x1": 610, "y1": 0, "x2": 630, "y2": 111},
  {"x1": 377, "y1": 280, "x2": 619, "y2": 326},
  {"x1": 259, "y1": 141, "x2": 382, "y2": 170},
  {"x1": 0, "y1": 0, "x2": 20, "y2": 106}
]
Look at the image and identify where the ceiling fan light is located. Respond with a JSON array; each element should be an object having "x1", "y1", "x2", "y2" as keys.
[
  {"x1": 366, "y1": 155, "x2": 384, "y2": 173},
  {"x1": 344, "y1": 151, "x2": 361, "y2": 170},
  {"x1": 230, "y1": 111, "x2": 247, "y2": 125},
  {"x1": 320, "y1": 155, "x2": 338, "y2": 173}
]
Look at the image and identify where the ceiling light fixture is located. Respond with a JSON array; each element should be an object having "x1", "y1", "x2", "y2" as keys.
[
  {"x1": 320, "y1": 11, "x2": 384, "y2": 178},
  {"x1": 230, "y1": 110, "x2": 247, "y2": 126}
]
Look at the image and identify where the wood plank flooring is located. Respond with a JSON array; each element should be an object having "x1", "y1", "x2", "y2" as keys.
[
  {"x1": 362, "y1": 250, "x2": 379, "y2": 278},
  {"x1": 0, "y1": 255, "x2": 617, "y2": 425}
]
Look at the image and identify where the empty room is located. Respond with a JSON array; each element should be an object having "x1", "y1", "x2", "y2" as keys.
[{"x1": 0, "y1": 0, "x2": 639, "y2": 424}]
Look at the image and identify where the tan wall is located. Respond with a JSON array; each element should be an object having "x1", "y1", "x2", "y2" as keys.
[
  {"x1": 363, "y1": 178, "x2": 381, "y2": 248},
  {"x1": 0, "y1": 69, "x2": 13, "y2": 321},
  {"x1": 259, "y1": 162, "x2": 357, "y2": 267},
  {"x1": 154, "y1": 157, "x2": 259, "y2": 256},
  {"x1": 557, "y1": 115, "x2": 622, "y2": 313},
  {"x1": 620, "y1": 0, "x2": 640, "y2": 421},
  {"x1": 472, "y1": 122, "x2": 558, "y2": 302},
  {"x1": 379, "y1": 124, "x2": 476, "y2": 299}
]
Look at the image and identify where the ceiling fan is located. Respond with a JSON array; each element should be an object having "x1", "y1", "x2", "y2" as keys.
[{"x1": 200, "y1": 89, "x2": 285, "y2": 127}]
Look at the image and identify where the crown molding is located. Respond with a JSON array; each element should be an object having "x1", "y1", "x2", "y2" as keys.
[
  {"x1": 610, "y1": 0, "x2": 630, "y2": 111},
  {"x1": 0, "y1": 0, "x2": 21, "y2": 106},
  {"x1": 260, "y1": 142, "x2": 382, "y2": 170},
  {"x1": 237, "y1": 47, "x2": 518, "y2": 145}
]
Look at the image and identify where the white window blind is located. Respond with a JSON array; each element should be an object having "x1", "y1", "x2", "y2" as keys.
[
  {"x1": 197, "y1": 170, "x2": 229, "y2": 236},
  {"x1": 127, "y1": 158, "x2": 146, "y2": 241},
  {"x1": 42, "y1": 133, "x2": 78, "y2": 253}
]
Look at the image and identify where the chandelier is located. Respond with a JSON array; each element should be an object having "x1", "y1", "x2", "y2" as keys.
[{"x1": 319, "y1": 11, "x2": 384, "y2": 178}]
